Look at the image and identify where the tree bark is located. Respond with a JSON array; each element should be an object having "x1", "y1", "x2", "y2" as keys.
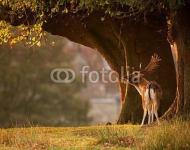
[
  {"x1": 163, "y1": 4, "x2": 190, "y2": 118},
  {"x1": 115, "y1": 22, "x2": 176, "y2": 124}
]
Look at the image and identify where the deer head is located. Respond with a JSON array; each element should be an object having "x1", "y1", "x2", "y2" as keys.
[{"x1": 123, "y1": 54, "x2": 161, "y2": 85}]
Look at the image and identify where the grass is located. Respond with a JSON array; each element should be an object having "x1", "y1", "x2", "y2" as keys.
[{"x1": 0, "y1": 117, "x2": 190, "y2": 150}]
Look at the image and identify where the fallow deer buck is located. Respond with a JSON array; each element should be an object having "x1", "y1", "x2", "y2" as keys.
[{"x1": 123, "y1": 54, "x2": 163, "y2": 127}]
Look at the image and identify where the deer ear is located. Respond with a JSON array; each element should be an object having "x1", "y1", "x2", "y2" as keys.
[{"x1": 139, "y1": 63, "x2": 142, "y2": 71}]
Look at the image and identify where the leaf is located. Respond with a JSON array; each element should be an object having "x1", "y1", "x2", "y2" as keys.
[
  {"x1": 32, "y1": 37, "x2": 36, "y2": 41},
  {"x1": 110, "y1": 12, "x2": 115, "y2": 17},
  {"x1": 167, "y1": 20, "x2": 171, "y2": 25},
  {"x1": 116, "y1": 11, "x2": 121, "y2": 16},
  {"x1": 51, "y1": 8, "x2": 56, "y2": 13},
  {"x1": 36, "y1": 41, "x2": 41, "y2": 47},
  {"x1": 65, "y1": 8, "x2": 68, "y2": 13},
  {"x1": 105, "y1": 0, "x2": 110, "y2": 4},
  {"x1": 101, "y1": 17, "x2": 105, "y2": 21}
]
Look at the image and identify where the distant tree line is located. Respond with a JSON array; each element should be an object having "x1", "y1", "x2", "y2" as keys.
[{"x1": 0, "y1": 34, "x2": 91, "y2": 128}]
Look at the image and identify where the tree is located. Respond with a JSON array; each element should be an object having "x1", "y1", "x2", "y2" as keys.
[
  {"x1": 163, "y1": 3, "x2": 190, "y2": 118},
  {"x1": 0, "y1": 0, "x2": 189, "y2": 124},
  {"x1": 0, "y1": 35, "x2": 91, "y2": 128}
]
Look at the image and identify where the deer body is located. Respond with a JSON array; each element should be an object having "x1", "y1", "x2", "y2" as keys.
[
  {"x1": 137, "y1": 78, "x2": 162, "y2": 126},
  {"x1": 123, "y1": 54, "x2": 162, "y2": 127}
]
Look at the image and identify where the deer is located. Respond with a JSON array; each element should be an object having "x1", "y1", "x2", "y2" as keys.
[{"x1": 122, "y1": 54, "x2": 163, "y2": 127}]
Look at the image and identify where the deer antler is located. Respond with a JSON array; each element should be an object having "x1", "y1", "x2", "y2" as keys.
[{"x1": 141, "y1": 54, "x2": 161, "y2": 74}]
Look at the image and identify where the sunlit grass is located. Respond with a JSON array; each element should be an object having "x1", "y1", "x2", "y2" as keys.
[
  {"x1": 0, "y1": 116, "x2": 190, "y2": 149},
  {"x1": 138, "y1": 117, "x2": 190, "y2": 150},
  {"x1": 0, "y1": 127, "x2": 99, "y2": 149},
  {"x1": 96, "y1": 125, "x2": 140, "y2": 148}
]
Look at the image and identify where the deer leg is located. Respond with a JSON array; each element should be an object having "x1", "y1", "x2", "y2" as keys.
[
  {"x1": 151, "y1": 111, "x2": 154, "y2": 123},
  {"x1": 148, "y1": 108, "x2": 151, "y2": 124},
  {"x1": 151, "y1": 105, "x2": 154, "y2": 123},
  {"x1": 141, "y1": 108, "x2": 147, "y2": 127},
  {"x1": 154, "y1": 109, "x2": 161, "y2": 125}
]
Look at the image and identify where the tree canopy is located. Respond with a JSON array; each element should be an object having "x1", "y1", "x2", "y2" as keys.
[{"x1": 0, "y1": 0, "x2": 185, "y2": 46}]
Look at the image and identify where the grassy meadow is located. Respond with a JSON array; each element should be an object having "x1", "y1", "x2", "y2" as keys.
[{"x1": 0, "y1": 117, "x2": 190, "y2": 150}]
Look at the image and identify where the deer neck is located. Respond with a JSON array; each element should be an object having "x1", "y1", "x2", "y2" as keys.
[{"x1": 133, "y1": 77, "x2": 150, "y2": 96}]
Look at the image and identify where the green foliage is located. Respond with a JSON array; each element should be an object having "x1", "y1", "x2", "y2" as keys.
[
  {"x1": 0, "y1": 0, "x2": 186, "y2": 46},
  {"x1": 0, "y1": 21, "x2": 10, "y2": 43},
  {"x1": 167, "y1": 0, "x2": 184, "y2": 9},
  {"x1": 0, "y1": 34, "x2": 91, "y2": 128},
  {"x1": 0, "y1": 21, "x2": 44, "y2": 48},
  {"x1": 0, "y1": 0, "x2": 46, "y2": 46}
]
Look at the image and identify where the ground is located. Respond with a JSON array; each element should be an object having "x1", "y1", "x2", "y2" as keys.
[{"x1": 0, "y1": 117, "x2": 190, "y2": 150}]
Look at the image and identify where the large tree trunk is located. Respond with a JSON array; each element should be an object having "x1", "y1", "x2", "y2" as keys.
[
  {"x1": 116, "y1": 22, "x2": 176, "y2": 124},
  {"x1": 42, "y1": 13, "x2": 176, "y2": 124},
  {"x1": 163, "y1": 4, "x2": 190, "y2": 118}
]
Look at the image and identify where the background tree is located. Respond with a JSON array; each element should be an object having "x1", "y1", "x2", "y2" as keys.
[
  {"x1": 0, "y1": 34, "x2": 91, "y2": 128},
  {"x1": 0, "y1": 0, "x2": 189, "y2": 124}
]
